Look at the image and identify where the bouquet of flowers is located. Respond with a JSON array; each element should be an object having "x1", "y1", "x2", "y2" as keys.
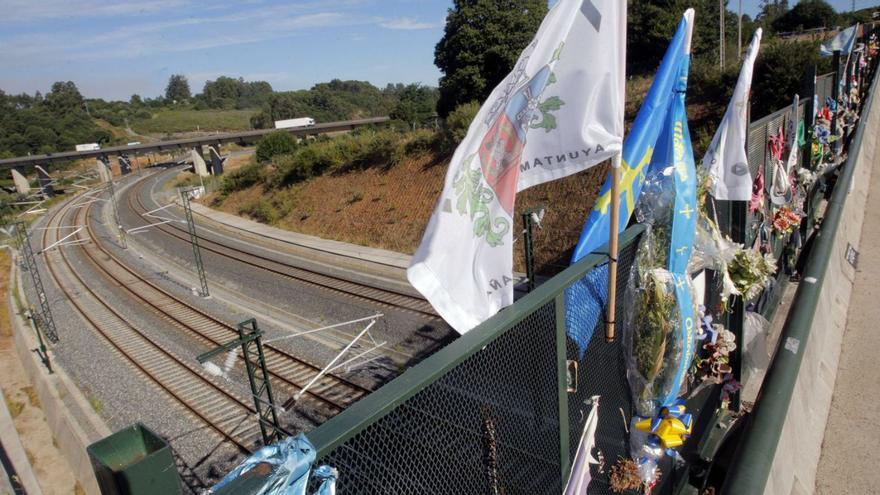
[
  {"x1": 772, "y1": 207, "x2": 801, "y2": 236},
  {"x1": 728, "y1": 248, "x2": 777, "y2": 301}
]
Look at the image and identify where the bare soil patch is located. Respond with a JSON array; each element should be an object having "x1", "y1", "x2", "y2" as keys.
[{"x1": 0, "y1": 250, "x2": 80, "y2": 494}]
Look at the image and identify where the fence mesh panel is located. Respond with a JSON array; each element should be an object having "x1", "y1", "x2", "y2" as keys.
[
  {"x1": 565, "y1": 239, "x2": 641, "y2": 495},
  {"x1": 316, "y1": 302, "x2": 560, "y2": 494},
  {"x1": 310, "y1": 236, "x2": 642, "y2": 494}
]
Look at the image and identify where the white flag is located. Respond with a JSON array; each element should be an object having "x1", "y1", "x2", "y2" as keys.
[
  {"x1": 407, "y1": 0, "x2": 626, "y2": 333},
  {"x1": 703, "y1": 28, "x2": 762, "y2": 201},
  {"x1": 820, "y1": 24, "x2": 858, "y2": 57}
]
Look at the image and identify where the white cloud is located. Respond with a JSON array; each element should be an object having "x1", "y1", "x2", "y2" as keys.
[
  {"x1": 379, "y1": 17, "x2": 439, "y2": 30},
  {"x1": 0, "y1": 0, "x2": 190, "y2": 22},
  {"x1": 0, "y1": 9, "x2": 377, "y2": 63}
]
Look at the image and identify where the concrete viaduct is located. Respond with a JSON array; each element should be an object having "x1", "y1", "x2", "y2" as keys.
[{"x1": 1, "y1": 117, "x2": 389, "y2": 196}]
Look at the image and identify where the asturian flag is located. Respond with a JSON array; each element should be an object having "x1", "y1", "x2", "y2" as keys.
[
  {"x1": 565, "y1": 10, "x2": 695, "y2": 354},
  {"x1": 408, "y1": 0, "x2": 626, "y2": 333},
  {"x1": 702, "y1": 29, "x2": 762, "y2": 201}
]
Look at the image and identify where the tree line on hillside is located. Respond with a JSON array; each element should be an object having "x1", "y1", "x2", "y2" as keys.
[
  {"x1": 2, "y1": 0, "x2": 871, "y2": 158},
  {"x1": 0, "y1": 82, "x2": 110, "y2": 157},
  {"x1": 435, "y1": 0, "x2": 846, "y2": 130},
  {"x1": 249, "y1": 80, "x2": 439, "y2": 129},
  {"x1": 0, "y1": 74, "x2": 440, "y2": 156}
]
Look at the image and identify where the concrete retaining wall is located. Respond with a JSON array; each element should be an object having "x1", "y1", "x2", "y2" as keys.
[
  {"x1": 8, "y1": 254, "x2": 111, "y2": 495},
  {"x1": 763, "y1": 80, "x2": 880, "y2": 495}
]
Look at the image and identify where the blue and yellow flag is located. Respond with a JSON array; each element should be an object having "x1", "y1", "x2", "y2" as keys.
[
  {"x1": 565, "y1": 10, "x2": 695, "y2": 355},
  {"x1": 657, "y1": 56, "x2": 697, "y2": 407}
]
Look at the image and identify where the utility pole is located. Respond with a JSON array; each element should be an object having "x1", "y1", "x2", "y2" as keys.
[
  {"x1": 720, "y1": 0, "x2": 726, "y2": 70},
  {"x1": 179, "y1": 187, "x2": 210, "y2": 298},
  {"x1": 14, "y1": 222, "x2": 59, "y2": 344},
  {"x1": 196, "y1": 318, "x2": 283, "y2": 446},
  {"x1": 738, "y1": 0, "x2": 743, "y2": 61}
]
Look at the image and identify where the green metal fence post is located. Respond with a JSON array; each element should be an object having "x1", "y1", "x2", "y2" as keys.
[
  {"x1": 802, "y1": 65, "x2": 817, "y2": 171},
  {"x1": 522, "y1": 207, "x2": 544, "y2": 293},
  {"x1": 555, "y1": 294, "x2": 570, "y2": 483},
  {"x1": 728, "y1": 201, "x2": 746, "y2": 412},
  {"x1": 831, "y1": 50, "x2": 841, "y2": 157}
]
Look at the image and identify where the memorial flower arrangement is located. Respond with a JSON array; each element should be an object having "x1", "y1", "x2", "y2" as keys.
[
  {"x1": 609, "y1": 458, "x2": 654, "y2": 493},
  {"x1": 727, "y1": 248, "x2": 777, "y2": 301},
  {"x1": 771, "y1": 207, "x2": 801, "y2": 236}
]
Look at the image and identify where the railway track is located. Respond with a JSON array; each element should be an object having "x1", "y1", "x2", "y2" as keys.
[
  {"x1": 126, "y1": 171, "x2": 439, "y2": 321},
  {"x1": 41, "y1": 197, "x2": 259, "y2": 452},
  {"x1": 76, "y1": 196, "x2": 371, "y2": 416}
]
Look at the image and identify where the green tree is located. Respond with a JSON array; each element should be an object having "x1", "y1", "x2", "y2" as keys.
[
  {"x1": 44, "y1": 81, "x2": 85, "y2": 113},
  {"x1": 129, "y1": 94, "x2": 143, "y2": 106},
  {"x1": 256, "y1": 131, "x2": 298, "y2": 163},
  {"x1": 250, "y1": 79, "x2": 395, "y2": 128},
  {"x1": 434, "y1": 0, "x2": 547, "y2": 117},
  {"x1": 389, "y1": 84, "x2": 439, "y2": 127},
  {"x1": 199, "y1": 76, "x2": 274, "y2": 109},
  {"x1": 772, "y1": 0, "x2": 836, "y2": 33},
  {"x1": 629, "y1": 1, "x2": 744, "y2": 73},
  {"x1": 755, "y1": 0, "x2": 789, "y2": 32},
  {"x1": 750, "y1": 39, "x2": 831, "y2": 114},
  {"x1": 440, "y1": 101, "x2": 480, "y2": 152},
  {"x1": 165, "y1": 74, "x2": 191, "y2": 102}
]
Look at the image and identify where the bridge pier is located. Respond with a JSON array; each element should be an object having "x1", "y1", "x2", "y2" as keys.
[
  {"x1": 35, "y1": 165, "x2": 54, "y2": 197},
  {"x1": 118, "y1": 154, "x2": 132, "y2": 175},
  {"x1": 11, "y1": 167, "x2": 30, "y2": 195},
  {"x1": 95, "y1": 157, "x2": 112, "y2": 183},
  {"x1": 209, "y1": 146, "x2": 225, "y2": 176},
  {"x1": 190, "y1": 148, "x2": 210, "y2": 177}
]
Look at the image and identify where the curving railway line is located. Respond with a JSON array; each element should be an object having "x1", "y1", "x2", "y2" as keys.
[
  {"x1": 38, "y1": 186, "x2": 378, "y2": 453},
  {"x1": 124, "y1": 169, "x2": 440, "y2": 321},
  {"x1": 42, "y1": 197, "x2": 259, "y2": 452}
]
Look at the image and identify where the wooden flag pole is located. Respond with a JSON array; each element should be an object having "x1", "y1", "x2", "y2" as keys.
[{"x1": 606, "y1": 154, "x2": 622, "y2": 343}]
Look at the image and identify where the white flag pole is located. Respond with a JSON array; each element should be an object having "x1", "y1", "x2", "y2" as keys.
[{"x1": 606, "y1": 154, "x2": 621, "y2": 342}]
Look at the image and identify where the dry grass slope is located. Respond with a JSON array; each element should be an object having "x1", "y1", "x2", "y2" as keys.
[{"x1": 209, "y1": 151, "x2": 608, "y2": 275}]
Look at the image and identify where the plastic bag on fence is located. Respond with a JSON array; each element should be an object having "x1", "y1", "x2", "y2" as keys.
[
  {"x1": 207, "y1": 433, "x2": 337, "y2": 495},
  {"x1": 742, "y1": 311, "x2": 771, "y2": 383},
  {"x1": 623, "y1": 262, "x2": 684, "y2": 417},
  {"x1": 689, "y1": 218, "x2": 741, "y2": 300}
]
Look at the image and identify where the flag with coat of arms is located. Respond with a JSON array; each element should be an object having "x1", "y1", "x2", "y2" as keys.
[{"x1": 408, "y1": 0, "x2": 626, "y2": 333}]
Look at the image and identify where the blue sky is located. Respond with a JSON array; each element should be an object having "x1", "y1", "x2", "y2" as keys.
[{"x1": 0, "y1": 0, "x2": 875, "y2": 101}]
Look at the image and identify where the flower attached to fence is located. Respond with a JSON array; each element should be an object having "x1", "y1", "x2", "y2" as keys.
[
  {"x1": 728, "y1": 248, "x2": 777, "y2": 301},
  {"x1": 772, "y1": 207, "x2": 801, "y2": 236},
  {"x1": 609, "y1": 458, "x2": 648, "y2": 493}
]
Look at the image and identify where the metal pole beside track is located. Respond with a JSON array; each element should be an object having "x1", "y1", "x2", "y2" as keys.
[{"x1": 179, "y1": 187, "x2": 210, "y2": 298}]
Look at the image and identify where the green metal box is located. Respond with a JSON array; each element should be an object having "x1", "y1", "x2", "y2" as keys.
[{"x1": 87, "y1": 423, "x2": 182, "y2": 495}]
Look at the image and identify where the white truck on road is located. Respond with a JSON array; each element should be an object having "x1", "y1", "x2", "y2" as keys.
[
  {"x1": 75, "y1": 143, "x2": 101, "y2": 152},
  {"x1": 274, "y1": 117, "x2": 315, "y2": 130}
]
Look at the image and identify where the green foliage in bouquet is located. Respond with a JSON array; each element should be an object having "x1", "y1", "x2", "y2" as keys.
[
  {"x1": 728, "y1": 249, "x2": 777, "y2": 301},
  {"x1": 634, "y1": 270, "x2": 677, "y2": 381}
]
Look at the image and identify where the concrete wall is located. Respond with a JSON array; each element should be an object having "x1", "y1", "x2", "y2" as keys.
[
  {"x1": 763, "y1": 79, "x2": 880, "y2": 495},
  {"x1": 8, "y1": 255, "x2": 111, "y2": 495}
]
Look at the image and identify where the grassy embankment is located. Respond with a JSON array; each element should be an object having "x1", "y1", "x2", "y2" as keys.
[
  {"x1": 205, "y1": 126, "x2": 610, "y2": 275},
  {"x1": 131, "y1": 109, "x2": 256, "y2": 135}
]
